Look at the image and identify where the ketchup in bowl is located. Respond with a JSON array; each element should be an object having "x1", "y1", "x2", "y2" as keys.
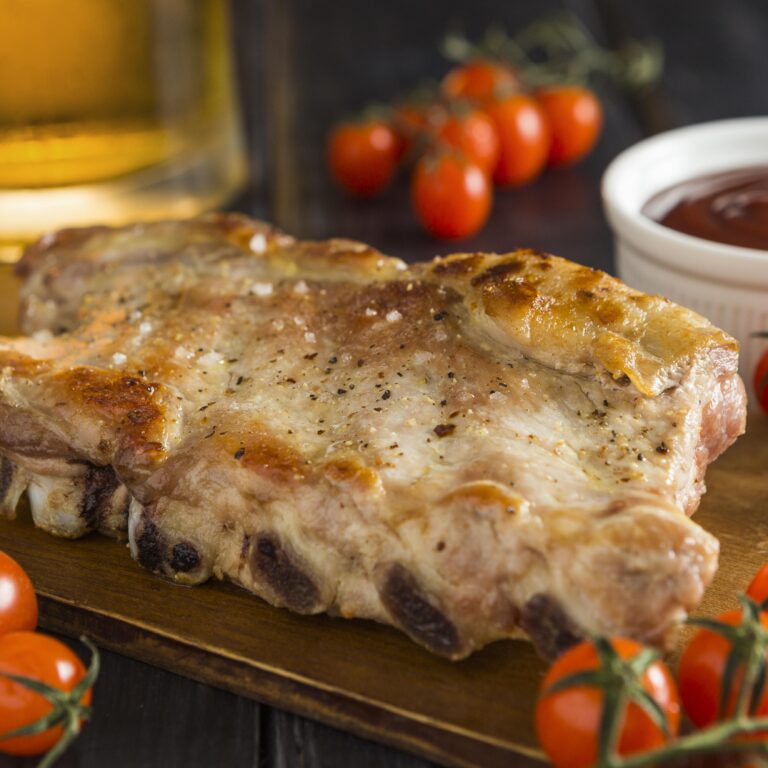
[{"x1": 642, "y1": 166, "x2": 768, "y2": 250}]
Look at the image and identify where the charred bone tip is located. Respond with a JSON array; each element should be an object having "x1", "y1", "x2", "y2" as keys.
[
  {"x1": 379, "y1": 564, "x2": 461, "y2": 657},
  {"x1": 520, "y1": 593, "x2": 582, "y2": 660}
]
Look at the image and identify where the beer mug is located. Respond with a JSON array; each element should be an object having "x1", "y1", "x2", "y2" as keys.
[{"x1": 0, "y1": 0, "x2": 247, "y2": 263}]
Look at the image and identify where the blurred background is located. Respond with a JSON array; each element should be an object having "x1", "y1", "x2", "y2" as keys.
[
  {"x1": 2, "y1": 0, "x2": 767, "y2": 276},
  {"x1": 225, "y1": 0, "x2": 768, "y2": 271}
]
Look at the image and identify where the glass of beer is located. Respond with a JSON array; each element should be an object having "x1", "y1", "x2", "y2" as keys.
[{"x1": 0, "y1": 0, "x2": 247, "y2": 263}]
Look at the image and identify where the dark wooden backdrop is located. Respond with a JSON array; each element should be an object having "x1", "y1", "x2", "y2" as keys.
[{"x1": 3, "y1": 0, "x2": 768, "y2": 766}]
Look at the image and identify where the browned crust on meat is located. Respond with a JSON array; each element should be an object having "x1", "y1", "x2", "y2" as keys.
[
  {"x1": 431, "y1": 253, "x2": 485, "y2": 278},
  {"x1": 423, "y1": 250, "x2": 738, "y2": 396},
  {"x1": 323, "y1": 457, "x2": 381, "y2": 492},
  {"x1": 55, "y1": 368, "x2": 168, "y2": 467},
  {"x1": 439, "y1": 481, "x2": 523, "y2": 512},
  {"x1": 230, "y1": 432, "x2": 306, "y2": 482}
]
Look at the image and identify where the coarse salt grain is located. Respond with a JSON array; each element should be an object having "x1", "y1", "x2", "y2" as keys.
[
  {"x1": 385, "y1": 310, "x2": 402, "y2": 323},
  {"x1": 112, "y1": 352, "x2": 127, "y2": 365},
  {"x1": 251, "y1": 282, "x2": 273, "y2": 297},
  {"x1": 175, "y1": 345, "x2": 192, "y2": 359},
  {"x1": 293, "y1": 280, "x2": 309, "y2": 295},
  {"x1": 365, "y1": 308, "x2": 377, "y2": 317},
  {"x1": 435, "y1": 329, "x2": 448, "y2": 342},
  {"x1": 250, "y1": 233, "x2": 267, "y2": 253},
  {"x1": 198, "y1": 351, "x2": 224, "y2": 367},
  {"x1": 139, "y1": 321, "x2": 153, "y2": 335},
  {"x1": 272, "y1": 319, "x2": 285, "y2": 331},
  {"x1": 413, "y1": 350, "x2": 433, "y2": 365},
  {"x1": 304, "y1": 331, "x2": 317, "y2": 343},
  {"x1": 489, "y1": 391, "x2": 505, "y2": 402},
  {"x1": 32, "y1": 329, "x2": 53, "y2": 343}
]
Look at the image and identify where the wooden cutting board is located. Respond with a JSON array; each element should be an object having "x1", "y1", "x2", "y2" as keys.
[
  {"x1": 0, "y1": 418, "x2": 765, "y2": 768},
  {"x1": 1, "y1": 270, "x2": 767, "y2": 766}
]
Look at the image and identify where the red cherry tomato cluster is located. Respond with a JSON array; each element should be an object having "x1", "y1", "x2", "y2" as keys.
[
  {"x1": 535, "y1": 563, "x2": 768, "y2": 767},
  {"x1": 0, "y1": 550, "x2": 97, "y2": 762},
  {"x1": 327, "y1": 58, "x2": 603, "y2": 240}
]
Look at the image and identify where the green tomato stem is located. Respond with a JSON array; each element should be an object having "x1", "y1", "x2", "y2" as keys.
[
  {"x1": 442, "y1": 12, "x2": 662, "y2": 92},
  {"x1": 607, "y1": 716, "x2": 768, "y2": 768}
]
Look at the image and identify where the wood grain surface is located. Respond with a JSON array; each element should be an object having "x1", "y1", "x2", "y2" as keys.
[{"x1": 0, "y1": 417, "x2": 766, "y2": 768}]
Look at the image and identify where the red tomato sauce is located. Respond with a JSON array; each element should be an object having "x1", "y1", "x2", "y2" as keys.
[{"x1": 643, "y1": 166, "x2": 768, "y2": 250}]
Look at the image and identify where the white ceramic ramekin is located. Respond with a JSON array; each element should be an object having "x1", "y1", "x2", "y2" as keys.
[{"x1": 602, "y1": 117, "x2": 768, "y2": 392}]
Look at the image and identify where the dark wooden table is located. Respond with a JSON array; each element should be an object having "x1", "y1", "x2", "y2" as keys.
[{"x1": 3, "y1": 0, "x2": 768, "y2": 766}]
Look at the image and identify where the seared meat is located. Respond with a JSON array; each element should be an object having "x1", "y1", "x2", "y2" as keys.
[{"x1": 0, "y1": 214, "x2": 746, "y2": 658}]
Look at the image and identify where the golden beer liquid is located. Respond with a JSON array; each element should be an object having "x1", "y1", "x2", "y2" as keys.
[{"x1": 0, "y1": 0, "x2": 247, "y2": 261}]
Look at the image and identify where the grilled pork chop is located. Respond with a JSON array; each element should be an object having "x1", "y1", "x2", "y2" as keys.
[{"x1": 0, "y1": 214, "x2": 746, "y2": 659}]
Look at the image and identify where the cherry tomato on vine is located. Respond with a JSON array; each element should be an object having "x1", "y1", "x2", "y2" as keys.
[
  {"x1": 0, "y1": 551, "x2": 37, "y2": 636},
  {"x1": 0, "y1": 632, "x2": 93, "y2": 756},
  {"x1": 747, "y1": 563, "x2": 768, "y2": 604},
  {"x1": 485, "y1": 94, "x2": 551, "y2": 186},
  {"x1": 437, "y1": 108, "x2": 500, "y2": 175},
  {"x1": 535, "y1": 85, "x2": 603, "y2": 167},
  {"x1": 678, "y1": 608, "x2": 768, "y2": 728},
  {"x1": 441, "y1": 59, "x2": 518, "y2": 103},
  {"x1": 327, "y1": 120, "x2": 399, "y2": 198},
  {"x1": 411, "y1": 151, "x2": 492, "y2": 240},
  {"x1": 535, "y1": 638, "x2": 680, "y2": 768},
  {"x1": 753, "y1": 348, "x2": 768, "y2": 414}
]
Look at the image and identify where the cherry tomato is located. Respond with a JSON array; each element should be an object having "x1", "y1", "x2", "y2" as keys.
[
  {"x1": 0, "y1": 632, "x2": 92, "y2": 756},
  {"x1": 411, "y1": 151, "x2": 492, "y2": 240},
  {"x1": 535, "y1": 86, "x2": 603, "y2": 167},
  {"x1": 437, "y1": 109, "x2": 500, "y2": 175},
  {"x1": 485, "y1": 94, "x2": 551, "y2": 186},
  {"x1": 753, "y1": 348, "x2": 768, "y2": 414},
  {"x1": 0, "y1": 552, "x2": 37, "y2": 636},
  {"x1": 536, "y1": 638, "x2": 680, "y2": 768},
  {"x1": 441, "y1": 59, "x2": 518, "y2": 103},
  {"x1": 747, "y1": 563, "x2": 768, "y2": 604},
  {"x1": 327, "y1": 120, "x2": 399, "y2": 198},
  {"x1": 679, "y1": 608, "x2": 768, "y2": 728}
]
